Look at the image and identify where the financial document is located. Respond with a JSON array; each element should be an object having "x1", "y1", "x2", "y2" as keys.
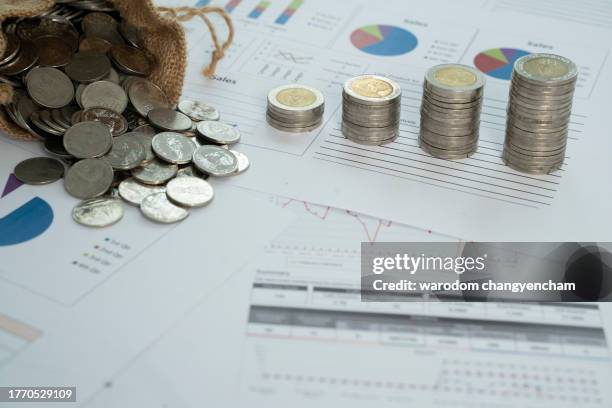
[
  {"x1": 2, "y1": 0, "x2": 612, "y2": 406},
  {"x1": 0, "y1": 138, "x2": 295, "y2": 402},
  {"x1": 83, "y1": 190, "x2": 612, "y2": 407},
  {"x1": 181, "y1": 0, "x2": 612, "y2": 241}
]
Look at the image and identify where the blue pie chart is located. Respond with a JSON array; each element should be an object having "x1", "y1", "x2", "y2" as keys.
[
  {"x1": 0, "y1": 197, "x2": 54, "y2": 246},
  {"x1": 351, "y1": 24, "x2": 418, "y2": 56}
]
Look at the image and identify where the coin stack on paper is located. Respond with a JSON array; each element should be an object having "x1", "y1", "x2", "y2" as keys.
[
  {"x1": 266, "y1": 84, "x2": 325, "y2": 132},
  {"x1": 2, "y1": 1, "x2": 250, "y2": 228},
  {"x1": 342, "y1": 75, "x2": 401, "y2": 145},
  {"x1": 503, "y1": 54, "x2": 577, "y2": 174},
  {"x1": 419, "y1": 64, "x2": 484, "y2": 159}
]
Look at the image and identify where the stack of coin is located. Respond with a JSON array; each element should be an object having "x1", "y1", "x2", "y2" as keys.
[
  {"x1": 419, "y1": 64, "x2": 484, "y2": 159},
  {"x1": 503, "y1": 54, "x2": 577, "y2": 174},
  {"x1": 266, "y1": 84, "x2": 324, "y2": 132},
  {"x1": 342, "y1": 75, "x2": 401, "y2": 145},
  {"x1": 3, "y1": 2, "x2": 250, "y2": 228}
]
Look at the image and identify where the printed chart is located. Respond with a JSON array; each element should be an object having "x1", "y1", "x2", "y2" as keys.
[
  {"x1": 350, "y1": 24, "x2": 418, "y2": 56},
  {"x1": 474, "y1": 47, "x2": 530, "y2": 80}
]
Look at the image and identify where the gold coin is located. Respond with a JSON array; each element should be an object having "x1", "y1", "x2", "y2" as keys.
[
  {"x1": 434, "y1": 67, "x2": 477, "y2": 88},
  {"x1": 523, "y1": 57, "x2": 569, "y2": 79},
  {"x1": 350, "y1": 77, "x2": 393, "y2": 98},
  {"x1": 276, "y1": 88, "x2": 317, "y2": 107}
]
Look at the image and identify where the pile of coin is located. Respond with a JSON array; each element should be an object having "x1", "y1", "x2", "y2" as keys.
[
  {"x1": 266, "y1": 84, "x2": 324, "y2": 132},
  {"x1": 503, "y1": 54, "x2": 577, "y2": 174},
  {"x1": 419, "y1": 64, "x2": 484, "y2": 159},
  {"x1": 3, "y1": 1, "x2": 250, "y2": 228},
  {"x1": 342, "y1": 75, "x2": 401, "y2": 145}
]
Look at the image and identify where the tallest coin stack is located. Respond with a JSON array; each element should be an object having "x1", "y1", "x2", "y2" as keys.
[{"x1": 503, "y1": 54, "x2": 578, "y2": 174}]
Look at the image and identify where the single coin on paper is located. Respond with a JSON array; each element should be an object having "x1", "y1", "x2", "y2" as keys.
[
  {"x1": 72, "y1": 197, "x2": 124, "y2": 228},
  {"x1": 166, "y1": 176, "x2": 214, "y2": 207},
  {"x1": 192, "y1": 145, "x2": 238, "y2": 177},
  {"x1": 141, "y1": 192, "x2": 189, "y2": 224}
]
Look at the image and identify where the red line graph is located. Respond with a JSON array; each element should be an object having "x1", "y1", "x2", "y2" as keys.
[
  {"x1": 280, "y1": 198, "x2": 394, "y2": 243},
  {"x1": 346, "y1": 210, "x2": 392, "y2": 244},
  {"x1": 281, "y1": 198, "x2": 332, "y2": 220}
]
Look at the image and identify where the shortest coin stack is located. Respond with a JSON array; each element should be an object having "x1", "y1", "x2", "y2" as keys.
[
  {"x1": 503, "y1": 54, "x2": 577, "y2": 174},
  {"x1": 266, "y1": 84, "x2": 325, "y2": 132},
  {"x1": 342, "y1": 75, "x2": 401, "y2": 145},
  {"x1": 419, "y1": 64, "x2": 485, "y2": 159}
]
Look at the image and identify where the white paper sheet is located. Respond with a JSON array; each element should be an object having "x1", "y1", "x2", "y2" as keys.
[
  {"x1": 181, "y1": 0, "x2": 612, "y2": 241},
  {"x1": 82, "y1": 190, "x2": 612, "y2": 407},
  {"x1": 0, "y1": 137, "x2": 295, "y2": 402}
]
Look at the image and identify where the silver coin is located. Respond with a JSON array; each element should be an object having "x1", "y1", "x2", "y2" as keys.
[
  {"x1": 71, "y1": 110, "x2": 83, "y2": 125},
  {"x1": 196, "y1": 121, "x2": 241, "y2": 145},
  {"x1": 25, "y1": 67, "x2": 74, "y2": 108},
  {"x1": 63, "y1": 121, "x2": 113, "y2": 158},
  {"x1": 104, "y1": 67, "x2": 120, "y2": 84},
  {"x1": 64, "y1": 51, "x2": 111, "y2": 83},
  {"x1": 118, "y1": 177, "x2": 166, "y2": 206},
  {"x1": 30, "y1": 111, "x2": 63, "y2": 135},
  {"x1": 147, "y1": 108, "x2": 192, "y2": 132},
  {"x1": 230, "y1": 150, "x2": 250, "y2": 174},
  {"x1": 81, "y1": 80, "x2": 128, "y2": 113},
  {"x1": 140, "y1": 192, "x2": 189, "y2": 224},
  {"x1": 151, "y1": 132, "x2": 196, "y2": 164},
  {"x1": 0, "y1": 41, "x2": 38, "y2": 76},
  {"x1": 0, "y1": 32, "x2": 20, "y2": 65},
  {"x1": 127, "y1": 79, "x2": 169, "y2": 117},
  {"x1": 51, "y1": 108, "x2": 72, "y2": 129},
  {"x1": 192, "y1": 145, "x2": 238, "y2": 177},
  {"x1": 178, "y1": 100, "x2": 220, "y2": 121},
  {"x1": 75, "y1": 84, "x2": 86, "y2": 108},
  {"x1": 14, "y1": 157, "x2": 65, "y2": 185},
  {"x1": 16, "y1": 93, "x2": 39, "y2": 130},
  {"x1": 64, "y1": 158, "x2": 114, "y2": 199},
  {"x1": 82, "y1": 107, "x2": 128, "y2": 136},
  {"x1": 72, "y1": 197, "x2": 123, "y2": 228},
  {"x1": 104, "y1": 135, "x2": 146, "y2": 170},
  {"x1": 40, "y1": 109, "x2": 67, "y2": 133},
  {"x1": 166, "y1": 176, "x2": 214, "y2": 208},
  {"x1": 266, "y1": 115, "x2": 322, "y2": 133},
  {"x1": 133, "y1": 124, "x2": 156, "y2": 135},
  {"x1": 176, "y1": 165, "x2": 208, "y2": 179},
  {"x1": 44, "y1": 138, "x2": 73, "y2": 159},
  {"x1": 126, "y1": 131, "x2": 155, "y2": 163},
  {"x1": 131, "y1": 159, "x2": 178, "y2": 185}
]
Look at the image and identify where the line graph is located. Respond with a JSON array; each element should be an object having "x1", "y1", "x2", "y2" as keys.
[
  {"x1": 276, "y1": 197, "x2": 435, "y2": 245},
  {"x1": 346, "y1": 210, "x2": 393, "y2": 244},
  {"x1": 281, "y1": 198, "x2": 331, "y2": 220},
  {"x1": 275, "y1": 51, "x2": 313, "y2": 65}
]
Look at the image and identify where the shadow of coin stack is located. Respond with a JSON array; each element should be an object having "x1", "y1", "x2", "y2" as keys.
[
  {"x1": 503, "y1": 54, "x2": 577, "y2": 174},
  {"x1": 419, "y1": 64, "x2": 485, "y2": 159},
  {"x1": 342, "y1": 75, "x2": 401, "y2": 145}
]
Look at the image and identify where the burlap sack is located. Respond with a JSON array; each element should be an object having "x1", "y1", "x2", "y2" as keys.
[{"x1": 0, "y1": 0, "x2": 194, "y2": 140}]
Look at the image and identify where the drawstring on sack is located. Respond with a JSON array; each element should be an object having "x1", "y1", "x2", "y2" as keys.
[{"x1": 157, "y1": 5, "x2": 234, "y2": 78}]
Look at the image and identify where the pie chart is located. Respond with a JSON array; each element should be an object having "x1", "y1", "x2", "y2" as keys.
[
  {"x1": 351, "y1": 25, "x2": 418, "y2": 56},
  {"x1": 474, "y1": 47, "x2": 531, "y2": 80},
  {"x1": 0, "y1": 197, "x2": 53, "y2": 246}
]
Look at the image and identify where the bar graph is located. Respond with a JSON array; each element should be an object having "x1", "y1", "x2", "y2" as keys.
[
  {"x1": 275, "y1": 0, "x2": 303, "y2": 25},
  {"x1": 248, "y1": 1, "x2": 271, "y2": 19},
  {"x1": 224, "y1": 0, "x2": 242, "y2": 13}
]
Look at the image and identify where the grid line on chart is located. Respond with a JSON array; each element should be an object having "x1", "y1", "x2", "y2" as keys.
[{"x1": 492, "y1": 0, "x2": 612, "y2": 28}]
